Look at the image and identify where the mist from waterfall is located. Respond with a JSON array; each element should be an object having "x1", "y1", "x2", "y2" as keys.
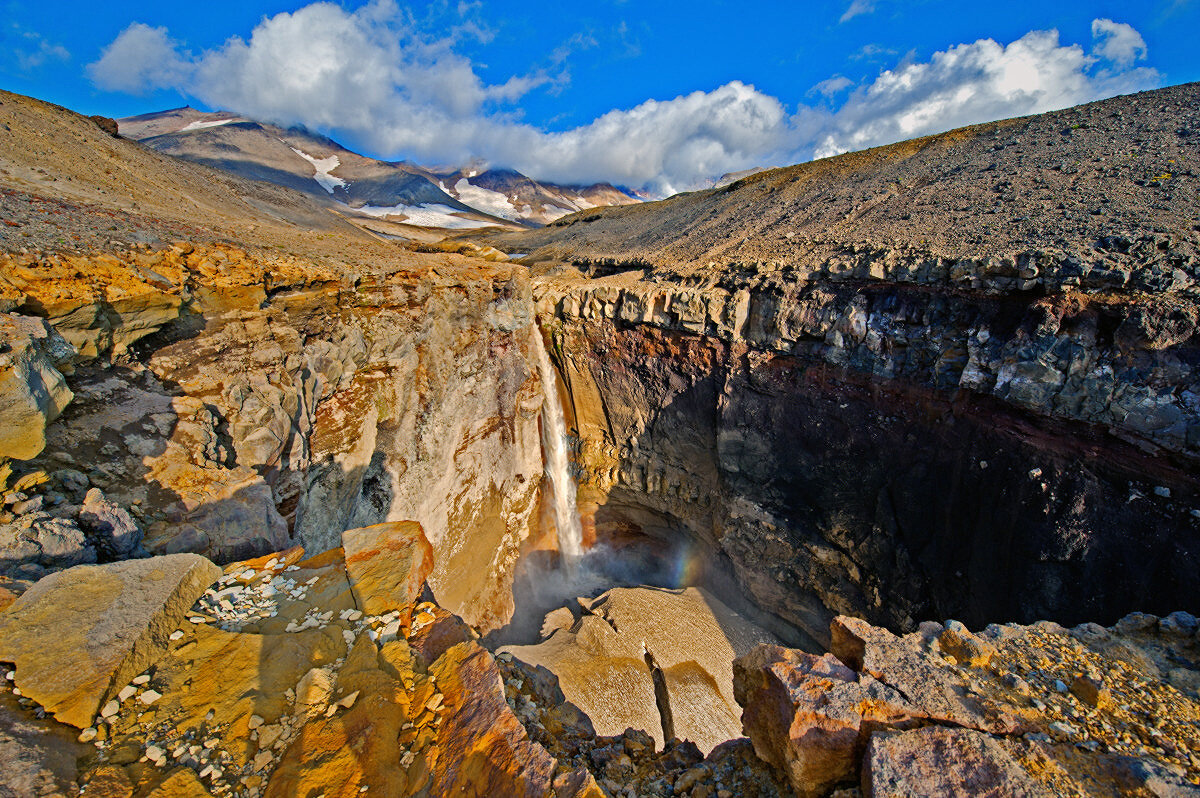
[{"x1": 532, "y1": 325, "x2": 584, "y2": 562}]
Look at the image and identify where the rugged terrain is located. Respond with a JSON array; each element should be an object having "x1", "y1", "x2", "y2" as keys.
[{"x1": 0, "y1": 82, "x2": 1198, "y2": 797}]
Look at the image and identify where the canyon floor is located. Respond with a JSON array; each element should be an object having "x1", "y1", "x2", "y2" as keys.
[{"x1": 0, "y1": 84, "x2": 1198, "y2": 797}]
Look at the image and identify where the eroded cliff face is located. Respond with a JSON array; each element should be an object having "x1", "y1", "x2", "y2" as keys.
[
  {"x1": 537, "y1": 262, "x2": 1200, "y2": 647},
  {"x1": 0, "y1": 244, "x2": 545, "y2": 631}
]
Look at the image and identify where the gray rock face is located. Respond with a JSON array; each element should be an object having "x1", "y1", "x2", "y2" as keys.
[
  {"x1": 0, "y1": 513, "x2": 95, "y2": 573},
  {"x1": 79, "y1": 487, "x2": 142, "y2": 557},
  {"x1": 0, "y1": 553, "x2": 221, "y2": 728},
  {"x1": 538, "y1": 271, "x2": 1200, "y2": 643},
  {"x1": 0, "y1": 314, "x2": 74, "y2": 462}
]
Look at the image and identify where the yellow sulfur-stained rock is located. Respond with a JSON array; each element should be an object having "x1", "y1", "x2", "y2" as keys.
[
  {"x1": 0, "y1": 554, "x2": 220, "y2": 728},
  {"x1": 341, "y1": 521, "x2": 433, "y2": 618},
  {"x1": 265, "y1": 636, "x2": 414, "y2": 798},
  {"x1": 145, "y1": 768, "x2": 214, "y2": 798}
]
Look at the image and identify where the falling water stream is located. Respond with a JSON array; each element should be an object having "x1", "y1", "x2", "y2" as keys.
[{"x1": 532, "y1": 326, "x2": 584, "y2": 562}]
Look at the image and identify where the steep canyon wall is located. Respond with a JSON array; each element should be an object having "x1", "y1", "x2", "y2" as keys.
[
  {"x1": 0, "y1": 246, "x2": 546, "y2": 631},
  {"x1": 537, "y1": 261, "x2": 1200, "y2": 647}
]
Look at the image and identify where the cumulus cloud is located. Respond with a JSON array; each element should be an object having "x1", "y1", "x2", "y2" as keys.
[
  {"x1": 1091, "y1": 18, "x2": 1148, "y2": 66},
  {"x1": 87, "y1": 3, "x2": 1163, "y2": 194},
  {"x1": 811, "y1": 25, "x2": 1160, "y2": 159},
  {"x1": 88, "y1": 23, "x2": 190, "y2": 94}
]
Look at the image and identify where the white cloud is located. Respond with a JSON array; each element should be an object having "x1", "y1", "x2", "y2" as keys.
[
  {"x1": 810, "y1": 75, "x2": 854, "y2": 98},
  {"x1": 1091, "y1": 18, "x2": 1147, "y2": 66},
  {"x1": 87, "y1": 4, "x2": 1162, "y2": 195},
  {"x1": 87, "y1": 23, "x2": 190, "y2": 94},
  {"x1": 840, "y1": 0, "x2": 875, "y2": 23},
  {"x1": 811, "y1": 28, "x2": 1160, "y2": 159},
  {"x1": 11, "y1": 32, "x2": 69, "y2": 72}
]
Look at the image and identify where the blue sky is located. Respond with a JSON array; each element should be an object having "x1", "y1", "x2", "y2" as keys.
[{"x1": 2, "y1": 0, "x2": 1195, "y2": 192}]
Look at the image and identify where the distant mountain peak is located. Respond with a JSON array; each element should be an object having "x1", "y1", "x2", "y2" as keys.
[{"x1": 116, "y1": 108, "x2": 642, "y2": 230}]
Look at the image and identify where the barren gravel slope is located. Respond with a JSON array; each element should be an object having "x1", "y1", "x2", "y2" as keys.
[{"x1": 0, "y1": 90, "x2": 423, "y2": 269}]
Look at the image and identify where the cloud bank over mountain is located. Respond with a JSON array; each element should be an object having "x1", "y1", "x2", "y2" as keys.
[{"x1": 89, "y1": 0, "x2": 1159, "y2": 195}]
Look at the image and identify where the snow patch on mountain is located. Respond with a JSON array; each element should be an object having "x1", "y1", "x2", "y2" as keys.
[
  {"x1": 541, "y1": 205, "x2": 577, "y2": 222},
  {"x1": 290, "y1": 147, "x2": 347, "y2": 194},
  {"x1": 352, "y1": 202, "x2": 494, "y2": 229},
  {"x1": 453, "y1": 179, "x2": 524, "y2": 221},
  {"x1": 179, "y1": 117, "x2": 240, "y2": 132}
]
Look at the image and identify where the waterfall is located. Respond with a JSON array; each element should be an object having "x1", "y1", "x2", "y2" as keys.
[{"x1": 531, "y1": 326, "x2": 584, "y2": 562}]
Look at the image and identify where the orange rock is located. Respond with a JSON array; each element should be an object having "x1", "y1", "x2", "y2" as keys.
[
  {"x1": 224, "y1": 546, "x2": 306, "y2": 575},
  {"x1": 146, "y1": 767, "x2": 214, "y2": 797},
  {"x1": 265, "y1": 636, "x2": 413, "y2": 798},
  {"x1": 734, "y1": 644, "x2": 915, "y2": 797},
  {"x1": 82, "y1": 765, "x2": 134, "y2": 798},
  {"x1": 342, "y1": 521, "x2": 433, "y2": 619},
  {"x1": 427, "y1": 641, "x2": 557, "y2": 797},
  {"x1": 407, "y1": 605, "x2": 477, "y2": 667}
]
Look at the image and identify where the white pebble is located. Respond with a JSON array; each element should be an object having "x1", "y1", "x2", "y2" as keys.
[
  {"x1": 138, "y1": 689, "x2": 162, "y2": 705},
  {"x1": 169, "y1": 630, "x2": 185, "y2": 641},
  {"x1": 118, "y1": 685, "x2": 137, "y2": 702},
  {"x1": 132, "y1": 674, "x2": 151, "y2": 685},
  {"x1": 100, "y1": 700, "x2": 120, "y2": 718}
]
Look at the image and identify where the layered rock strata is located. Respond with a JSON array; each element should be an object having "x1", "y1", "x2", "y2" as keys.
[{"x1": 535, "y1": 263, "x2": 1200, "y2": 645}]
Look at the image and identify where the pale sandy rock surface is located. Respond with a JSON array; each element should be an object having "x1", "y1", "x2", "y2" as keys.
[{"x1": 503, "y1": 585, "x2": 778, "y2": 754}]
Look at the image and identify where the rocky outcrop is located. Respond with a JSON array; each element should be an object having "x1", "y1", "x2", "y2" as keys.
[
  {"x1": 864, "y1": 726, "x2": 1046, "y2": 798},
  {"x1": 0, "y1": 314, "x2": 74, "y2": 463},
  {"x1": 734, "y1": 614, "x2": 1200, "y2": 796},
  {"x1": 3, "y1": 243, "x2": 546, "y2": 633},
  {"x1": 1, "y1": 541, "x2": 793, "y2": 798},
  {"x1": 0, "y1": 553, "x2": 220, "y2": 728}
]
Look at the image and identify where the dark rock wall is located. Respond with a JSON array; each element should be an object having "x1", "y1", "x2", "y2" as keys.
[{"x1": 543, "y1": 274, "x2": 1200, "y2": 647}]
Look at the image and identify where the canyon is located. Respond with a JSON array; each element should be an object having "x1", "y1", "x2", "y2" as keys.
[{"x1": 0, "y1": 82, "x2": 1197, "y2": 797}]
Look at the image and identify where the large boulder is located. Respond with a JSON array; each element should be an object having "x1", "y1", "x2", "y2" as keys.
[
  {"x1": 502, "y1": 585, "x2": 778, "y2": 753},
  {"x1": 341, "y1": 521, "x2": 433, "y2": 618},
  {"x1": 0, "y1": 554, "x2": 220, "y2": 727},
  {"x1": 0, "y1": 314, "x2": 74, "y2": 462},
  {"x1": 732, "y1": 645, "x2": 916, "y2": 797}
]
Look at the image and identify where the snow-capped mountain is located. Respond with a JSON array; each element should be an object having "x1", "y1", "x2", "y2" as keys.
[{"x1": 117, "y1": 108, "x2": 641, "y2": 231}]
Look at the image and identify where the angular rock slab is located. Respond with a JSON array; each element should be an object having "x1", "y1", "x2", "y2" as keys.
[
  {"x1": 830, "y1": 615, "x2": 1018, "y2": 734},
  {"x1": 342, "y1": 521, "x2": 433, "y2": 617},
  {"x1": 733, "y1": 644, "x2": 916, "y2": 798},
  {"x1": 428, "y1": 641, "x2": 557, "y2": 797},
  {"x1": 0, "y1": 554, "x2": 220, "y2": 727},
  {"x1": 864, "y1": 726, "x2": 1047, "y2": 798}
]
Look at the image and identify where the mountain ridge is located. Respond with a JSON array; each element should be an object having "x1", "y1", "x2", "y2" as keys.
[{"x1": 117, "y1": 107, "x2": 642, "y2": 230}]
